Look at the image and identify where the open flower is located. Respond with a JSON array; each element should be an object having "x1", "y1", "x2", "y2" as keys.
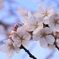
[
  {"x1": 11, "y1": 27, "x2": 31, "y2": 47},
  {"x1": 0, "y1": 39, "x2": 20, "y2": 58},
  {"x1": 20, "y1": 11, "x2": 34, "y2": 25},
  {"x1": 34, "y1": 4, "x2": 54, "y2": 24},
  {"x1": 38, "y1": 4, "x2": 54, "y2": 17},
  {"x1": 33, "y1": 27, "x2": 55, "y2": 48},
  {"x1": 23, "y1": 20, "x2": 43, "y2": 33},
  {"x1": 48, "y1": 12, "x2": 59, "y2": 31},
  {"x1": 20, "y1": 11, "x2": 43, "y2": 33},
  {"x1": 20, "y1": 11, "x2": 44, "y2": 25}
]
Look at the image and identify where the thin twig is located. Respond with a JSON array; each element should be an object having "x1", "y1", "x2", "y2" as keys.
[
  {"x1": 20, "y1": 45, "x2": 37, "y2": 59},
  {"x1": 54, "y1": 41, "x2": 59, "y2": 50}
]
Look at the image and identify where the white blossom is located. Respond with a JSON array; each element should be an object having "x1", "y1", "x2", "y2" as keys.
[
  {"x1": 20, "y1": 11, "x2": 34, "y2": 25},
  {"x1": 48, "y1": 12, "x2": 59, "y2": 31},
  {"x1": 34, "y1": 4, "x2": 54, "y2": 24},
  {"x1": 11, "y1": 27, "x2": 31, "y2": 47},
  {"x1": 0, "y1": 39, "x2": 20, "y2": 58},
  {"x1": 33, "y1": 27, "x2": 55, "y2": 48},
  {"x1": 20, "y1": 11, "x2": 44, "y2": 33},
  {"x1": 20, "y1": 11, "x2": 44, "y2": 25}
]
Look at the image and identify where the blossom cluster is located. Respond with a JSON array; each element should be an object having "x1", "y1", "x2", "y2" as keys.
[{"x1": 0, "y1": 4, "x2": 59, "y2": 58}]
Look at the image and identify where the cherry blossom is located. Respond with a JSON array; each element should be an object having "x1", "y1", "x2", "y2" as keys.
[
  {"x1": 20, "y1": 11, "x2": 44, "y2": 33},
  {"x1": 48, "y1": 12, "x2": 59, "y2": 31},
  {"x1": 11, "y1": 27, "x2": 31, "y2": 47},
  {"x1": 33, "y1": 27, "x2": 55, "y2": 48},
  {"x1": 0, "y1": 39, "x2": 20, "y2": 58},
  {"x1": 20, "y1": 11, "x2": 44, "y2": 25},
  {"x1": 20, "y1": 11, "x2": 34, "y2": 25},
  {"x1": 34, "y1": 4, "x2": 54, "y2": 24}
]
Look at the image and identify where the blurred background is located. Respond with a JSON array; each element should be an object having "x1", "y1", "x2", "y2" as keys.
[{"x1": 0, "y1": 0, "x2": 59, "y2": 59}]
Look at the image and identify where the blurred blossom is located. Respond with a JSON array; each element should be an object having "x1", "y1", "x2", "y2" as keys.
[
  {"x1": 0, "y1": 39, "x2": 20, "y2": 58},
  {"x1": 0, "y1": 0, "x2": 5, "y2": 10},
  {"x1": 6, "y1": 26, "x2": 14, "y2": 36},
  {"x1": 0, "y1": 0, "x2": 3, "y2": 2},
  {"x1": 18, "y1": 7, "x2": 29, "y2": 16}
]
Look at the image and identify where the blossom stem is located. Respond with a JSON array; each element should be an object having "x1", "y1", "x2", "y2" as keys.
[{"x1": 20, "y1": 45, "x2": 37, "y2": 59}]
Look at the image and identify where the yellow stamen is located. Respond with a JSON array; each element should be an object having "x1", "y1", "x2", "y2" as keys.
[
  {"x1": 53, "y1": 19, "x2": 59, "y2": 26},
  {"x1": 43, "y1": 11, "x2": 48, "y2": 17},
  {"x1": 9, "y1": 44, "x2": 14, "y2": 49},
  {"x1": 41, "y1": 32, "x2": 47, "y2": 38},
  {"x1": 25, "y1": 19, "x2": 29, "y2": 23},
  {"x1": 34, "y1": 22, "x2": 39, "y2": 29}
]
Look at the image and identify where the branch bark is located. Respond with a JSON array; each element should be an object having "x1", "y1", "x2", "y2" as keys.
[
  {"x1": 54, "y1": 40, "x2": 59, "y2": 50},
  {"x1": 20, "y1": 45, "x2": 37, "y2": 59}
]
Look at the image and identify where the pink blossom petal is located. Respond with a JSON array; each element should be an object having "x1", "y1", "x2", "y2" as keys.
[
  {"x1": 46, "y1": 35, "x2": 55, "y2": 44},
  {"x1": 22, "y1": 40, "x2": 30, "y2": 47},
  {"x1": 14, "y1": 47, "x2": 20, "y2": 54},
  {"x1": 7, "y1": 49, "x2": 14, "y2": 58},
  {"x1": 39, "y1": 38, "x2": 48, "y2": 48},
  {"x1": 38, "y1": 4, "x2": 46, "y2": 13}
]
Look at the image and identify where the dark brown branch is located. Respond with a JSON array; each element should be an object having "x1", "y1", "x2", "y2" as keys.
[
  {"x1": 20, "y1": 45, "x2": 37, "y2": 59},
  {"x1": 54, "y1": 41, "x2": 59, "y2": 50},
  {"x1": 43, "y1": 23, "x2": 49, "y2": 28}
]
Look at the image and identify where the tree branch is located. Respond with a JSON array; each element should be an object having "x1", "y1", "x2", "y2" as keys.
[
  {"x1": 20, "y1": 45, "x2": 37, "y2": 59},
  {"x1": 54, "y1": 42, "x2": 59, "y2": 50},
  {"x1": 54, "y1": 39, "x2": 59, "y2": 50}
]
